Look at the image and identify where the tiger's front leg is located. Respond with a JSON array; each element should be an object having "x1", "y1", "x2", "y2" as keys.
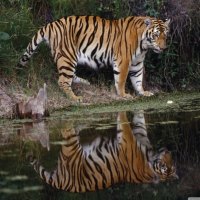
[
  {"x1": 57, "y1": 56, "x2": 83, "y2": 102},
  {"x1": 113, "y1": 60, "x2": 132, "y2": 99},
  {"x1": 129, "y1": 62, "x2": 153, "y2": 96}
]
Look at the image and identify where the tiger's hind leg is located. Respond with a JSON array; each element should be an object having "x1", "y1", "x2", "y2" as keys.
[
  {"x1": 57, "y1": 55, "x2": 83, "y2": 102},
  {"x1": 72, "y1": 75, "x2": 90, "y2": 85}
]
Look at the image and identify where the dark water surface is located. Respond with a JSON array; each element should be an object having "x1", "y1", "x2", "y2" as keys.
[{"x1": 0, "y1": 98, "x2": 200, "y2": 200}]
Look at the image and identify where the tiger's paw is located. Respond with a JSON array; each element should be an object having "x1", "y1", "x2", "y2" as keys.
[
  {"x1": 122, "y1": 93, "x2": 133, "y2": 99},
  {"x1": 139, "y1": 91, "x2": 154, "y2": 97},
  {"x1": 143, "y1": 91, "x2": 154, "y2": 96},
  {"x1": 70, "y1": 95, "x2": 83, "y2": 103},
  {"x1": 65, "y1": 90, "x2": 83, "y2": 103}
]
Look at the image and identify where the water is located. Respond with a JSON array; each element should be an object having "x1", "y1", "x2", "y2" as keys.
[{"x1": 0, "y1": 99, "x2": 200, "y2": 200}]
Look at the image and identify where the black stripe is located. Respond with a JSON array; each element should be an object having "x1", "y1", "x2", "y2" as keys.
[
  {"x1": 109, "y1": 147, "x2": 120, "y2": 180},
  {"x1": 33, "y1": 35, "x2": 38, "y2": 47},
  {"x1": 74, "y1": 16, "x2": 79, "y2": 29},
  {"x1": 82, "y1": 167, "x2": 92, "y2": 191},
  {"x1": 99, "y1": 53, "x2": 104, "y2": 62},
  {"x1": 54, "y1": 23, "x2": 59, "y2": 47},
  {"x1": 91, "y1": 44, "x2": 99, "y2": 58},
  {"x1": 61, "y1": 42, "x2": 77, "y2": 62},
  {"x1": 59, "y1": 66, "x2": 74, "y2": 72},
  {"x1": 82, "y1": 17, "x2": 98, "y2": 53},
  {"x1": 94, "y1": 56, "x2": 100, "y2": 68},
  {"x1": 63, "y1": 140, "x2": 77, "y2": 149},
  {"x1": 40, "y1": 168, "x2": 46, "y2": 181},
  {"x1": 92, "y1": 174, "x2": 99, "y2": 190},
  {"x1": 124, "y1": 18, "x2": 134, "y2": 54},
  {"x1": 83, "y1": 165, "x2": 92, "y2": 186},
  {"x1": 68, "y1": 17, "x2": 73, "y2": 38},
  {"x1": 93, "y1": 160, "x2": 107, "y2": 181},
  {"x1": 106, "y1": 20, "x2": 112, "y2": 42},
  {"x1": 84, "y1": 16, "x2": 90, "y2": 34},
  {"x1": 57, "y1": 18, "x2": 64, "y2": 27},
  {"x1": 76, "y1": 153, "x2": 84, "y2": 191},
  {"x1": 129, "y1": 67, "x2": 143, "y2": 77},
  {"x1": 40, "y1": 28, "x2": 44, "y2": 37},
  {"x1": 104, "y1": 143, "x2": 109, "y2": 152},
  {"x1": 65, "y1": 61, "x2": 76, "y2": 69},
  {"x1": 105, "y1": 156, "x2": 114, "y2": 185},
  {"x1": 132, "y1": 61, "x2": 142, "y2": 66},
  {"x1": 75, "y1": 20, "x2": 83, "y2": 42},
  {"x1": 99, "y1": 19, "x2": 105, "y2": 50},
  {"x1": 113, "y1": 70, "x2": 120, "y2": 75},
  {"x1": 63, "y1": 82, "x2": 71, "y2": 87},
  {"x1": 140, "y1": 39, "x2": 147, "y2": 52},
  {"x1": 28, "y1": 44, "x2": 33, "y2": 54},
  {"x1": 135, "y1": 72, "x2": 143, "y2": 77},
  {"x1": 130, "y1": 145, "x2": 144, "y2": 182},
  {"x1": 54, "y1": 21, "x2": 63, "y2": 36},
  {"x1": 48, "y1": 25, "x2": 52, "y2": 41},
  {"x1": 79, "y1": 34, "x2": 87, "y2": 49},
  {"x1": 85, "y1": 157, "x2": 95, "y2": 173},
  {"x1": 96, "y1": 148, "x2": 106, "y2": 162},
  {"x1": 134, "y1": 18, "x2": 143, "y2": 26}
]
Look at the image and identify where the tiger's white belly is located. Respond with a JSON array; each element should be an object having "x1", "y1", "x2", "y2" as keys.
[{"x1": 77, "y1": 52, "x2": 107, "y2": 69}]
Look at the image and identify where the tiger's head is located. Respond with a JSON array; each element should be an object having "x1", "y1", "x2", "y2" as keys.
[
  {"x1": 152, "y1": 148, "x2": 178, "y2": 182},
  {"x1": 143, "y1": 18, "x2": 170, "y2": 53}
]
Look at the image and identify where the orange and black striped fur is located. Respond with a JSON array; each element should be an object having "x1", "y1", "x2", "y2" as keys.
[
  {"x1": 28, "y1": 111, "x2": 177, "y2": 192},
  {"x1": 19, "y1": 16, "x2": 170, "y2": 101}
]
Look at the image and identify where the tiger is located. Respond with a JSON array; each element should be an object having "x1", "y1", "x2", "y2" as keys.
[
  {"x1": 27, "y1": 111, "x2": 178, "y2": 192},
  {"x1": 19, "y1": 16, "x2": 170, "y2": 102}
]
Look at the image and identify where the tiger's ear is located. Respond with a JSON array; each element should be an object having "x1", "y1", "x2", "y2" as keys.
[
  {"x1": 165, "y1": 19, "x2": 171, "y2": 27},
  {"x1": 144, "y1": 18, "x2": 152, "y2": 27}
]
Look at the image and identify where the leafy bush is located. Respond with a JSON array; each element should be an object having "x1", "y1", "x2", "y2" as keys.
[{"x1": 0, "y1": 1, "x2": 36, "y2": 76}]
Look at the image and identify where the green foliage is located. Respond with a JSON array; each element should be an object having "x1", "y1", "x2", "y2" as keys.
[
  {"x1": 49, "y1": 0, "x2": 100, "y2": 19},
  {"x1": 0, "y1": 1, "x2": 36, "y2": 76},
  {"x1": 144, "y1": 0, "x2": 165, "y2": 17}
]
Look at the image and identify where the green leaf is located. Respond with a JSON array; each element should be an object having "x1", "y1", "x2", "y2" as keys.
[{"x1": 0, "y1": 32, "x2": 10, "y2": 41}]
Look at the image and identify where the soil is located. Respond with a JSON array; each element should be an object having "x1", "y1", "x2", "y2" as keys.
[{"x1": 0, "y1": 81, "x2": 136, "y2": 118}]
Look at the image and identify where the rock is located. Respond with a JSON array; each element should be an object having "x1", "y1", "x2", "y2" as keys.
[
  {"x1": 0, "y1": 86, "x2": 14, "y2": 118},
  {"x1": 15, "y1": 83, "x2": 49, "y2": 120}
]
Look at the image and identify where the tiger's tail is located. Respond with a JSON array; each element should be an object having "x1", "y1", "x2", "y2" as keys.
[
  {"x1": 19, "y1": 26, "x2": 47, "y2": 66},
  {"x1": 27, "y1": 154, "x2": 56, "y2": 187}
]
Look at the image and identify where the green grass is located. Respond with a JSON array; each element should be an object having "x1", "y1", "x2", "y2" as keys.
[{"x1": 52, "y1": 91, "x2": 200, "y2": 117}]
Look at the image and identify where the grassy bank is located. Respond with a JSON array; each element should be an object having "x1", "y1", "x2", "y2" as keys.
[
  {"x1": 51, "y1": 90, "x2": 200, "y2": 117},
  {"x1": 0, "y1": 77, "x2": 200, "y2": 119}
]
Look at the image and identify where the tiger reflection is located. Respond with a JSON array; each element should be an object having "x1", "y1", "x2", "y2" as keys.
[{"x1": 28, "y1": 111, "x2": 178, "y2": 192}]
